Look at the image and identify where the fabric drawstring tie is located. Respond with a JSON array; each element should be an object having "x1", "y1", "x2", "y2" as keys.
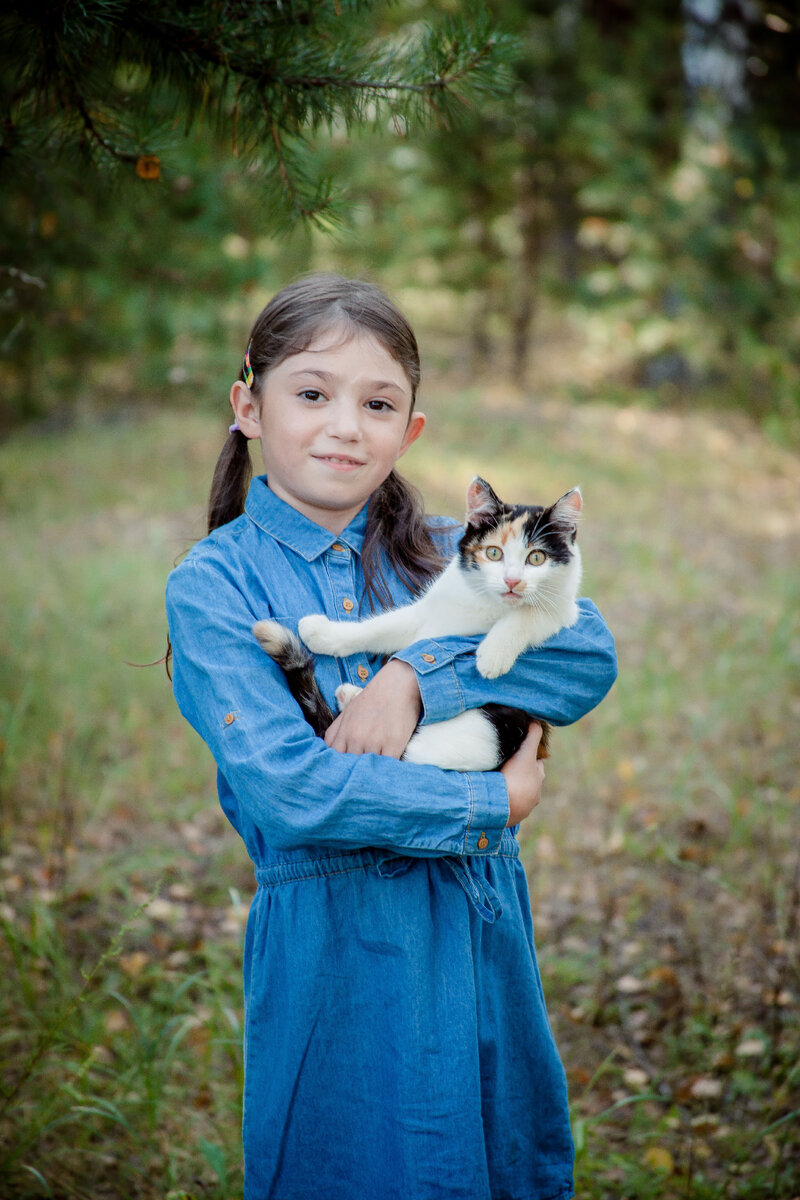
[
  {"x1": 442, "y1": 858, "x2": 503, "y2": 924},
  {"x1": 376, "y1": 855, "x2": 503, "y2": 925}
]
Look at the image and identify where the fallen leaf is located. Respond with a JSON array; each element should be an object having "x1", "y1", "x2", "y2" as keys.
[
  {"x1": 104, "y1": 1009, "x2": 129, "y2": 1033},
  {"x1": 691, "y1": 1114, "x2": 721, "y2": 1135},
  {"x1": 148, "y1": 897, "x2": 179, "y2": 921},
  {"x1": 735, "y1": 1038, "x2": 765, "y2": 1058},
  {"x1": 689, "y1": 1076, "x2": 723, "y2": 1099},
  {"x1": 617, "y1": 759, "x2": 637, "y2": 781},
  {"x1": 119, "y1": 950, "x2": 149, "y2": 978},
  {"x1": 623, "y1": 1067, "x2": 649, "y2": 1089},
  {"x1": 616, "y1": 974, "x2": 647, "y2": 994},
  {"x1": 643, "y1": 1146, "x2": 674, "y2": 1173}
]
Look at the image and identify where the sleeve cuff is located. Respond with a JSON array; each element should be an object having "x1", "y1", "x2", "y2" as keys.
[
  {"x1": 391, "y1": 641, "x2": 465, "y2": 724},
  {"x1": 461, "y1": 770, "x2": 509, "y2": 855}
]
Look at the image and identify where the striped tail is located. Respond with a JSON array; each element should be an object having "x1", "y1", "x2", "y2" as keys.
[{"x1": 253, "y1": 620, "x2": 335, "y2": 737}]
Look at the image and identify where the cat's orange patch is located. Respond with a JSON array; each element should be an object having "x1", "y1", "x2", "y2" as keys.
[
  {"x1": 470, "y1": 517, "x2": 527, "y2": 559},
  {"x1": 499, "y1": 516, "x2": 526, "y2": 545}
]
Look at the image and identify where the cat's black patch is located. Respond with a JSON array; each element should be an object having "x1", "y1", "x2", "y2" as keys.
[
  {"x1": 283, "y1": 661, "x2": 335, "y2": 736},
  {"x1": 479, "y1": 704, "x2": 531, "y2": 765},
  {"x1": 481, "y1": 704, "x2": 551, "y2": 764},
  {"x1": 256, "y1": 625, "x2": 335, "y2": 736},
  {"x1": 458, "y1": 504, "x2": 515, "y2": 571},
  {"x1": 522, "y1": 505, "x2": 574, "y2": 564}
]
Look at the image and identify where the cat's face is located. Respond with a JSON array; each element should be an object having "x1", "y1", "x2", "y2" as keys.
[{"x1": 458, "y1": 478, "x2": 582, "y2": 607}]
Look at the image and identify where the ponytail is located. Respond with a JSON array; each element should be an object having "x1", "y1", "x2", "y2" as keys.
[
  {"x1": 362, "y1": 469, "x2": 444, "y2": 611},
  {"x1": 207, "y1": 429, "x2": 252, "y2": 534}
]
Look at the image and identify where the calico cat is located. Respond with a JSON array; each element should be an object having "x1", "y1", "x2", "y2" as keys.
[{"x1": 253, "y1": 477, "x2": 582, "y2": 772}]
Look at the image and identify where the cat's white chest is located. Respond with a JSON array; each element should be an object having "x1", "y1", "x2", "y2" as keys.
[{"x1": 412, "y1": 564, "x2": 502, "y2": 637}]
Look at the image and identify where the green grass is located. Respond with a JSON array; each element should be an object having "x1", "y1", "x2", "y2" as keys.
[{"x1": 1, "y1": 390, "x2": 798, "y2": 1197}]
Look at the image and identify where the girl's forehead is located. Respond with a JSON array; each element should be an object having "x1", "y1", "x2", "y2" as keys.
[
  {"x1": 293, "y1": 325, "x2": 390, "y2": 358},
  {"x1": 276, "y1": 326, "x2": 412, "y2": 389}
]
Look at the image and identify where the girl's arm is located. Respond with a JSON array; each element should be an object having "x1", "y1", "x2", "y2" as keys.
[
  {"x1": 392, "y1": 599, "x2": 617, "y2": 728},
  {"x1": 166, "y1": 557, "x2": 511, "y2": 857}
]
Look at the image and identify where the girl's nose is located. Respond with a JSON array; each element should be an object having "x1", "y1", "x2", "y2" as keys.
[{"x1": 326, "y1": 404, "x2": 362, "y2": 440}]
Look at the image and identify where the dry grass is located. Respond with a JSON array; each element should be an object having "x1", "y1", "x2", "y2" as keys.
[{"x1": 1, "y1": 386, "x2": 798, "y2": 1197}]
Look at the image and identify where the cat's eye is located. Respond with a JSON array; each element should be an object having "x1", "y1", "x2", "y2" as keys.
[
  {"x1": 484, "y1": 546, "x2": 503, "y2": 561},
  {"x1": 527, "y1": 549, "x2": 547, "y2": 566}
]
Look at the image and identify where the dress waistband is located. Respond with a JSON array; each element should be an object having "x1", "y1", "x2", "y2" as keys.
[{"x1": 253, "y1": 835, "x2": 520, "y2": 924}]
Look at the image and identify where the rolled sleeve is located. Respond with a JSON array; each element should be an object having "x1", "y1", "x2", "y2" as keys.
[
  {"x1": 391, "y1": 639, "x2": 465, "y2": 725},
  {"x1": 393, "y1": 598, "x2": 618, "y2": 727},
  {"x1": 462, "y1": 770, "x2": 509, "y2": 856}
]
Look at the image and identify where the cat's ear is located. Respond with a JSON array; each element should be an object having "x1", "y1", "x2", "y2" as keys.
[
  {"x1": 465, "y1": 477, "x2": 503, "y2": 526},
  {"x1": 552, "y1": 487, "x2": 583, "y2": 538}
]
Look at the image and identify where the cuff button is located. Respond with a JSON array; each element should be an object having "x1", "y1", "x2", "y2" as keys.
[
  {"x1": 477, "y1": 833, "x2": 489, "y2": 849},
  {"x1": 421, "y1": 652, "x2": 435, "y2": 663}
]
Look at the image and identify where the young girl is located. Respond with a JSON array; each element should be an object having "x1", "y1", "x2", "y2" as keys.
[{"x1": 165, "y1": 274, "x2": 617, "y2": 1200}]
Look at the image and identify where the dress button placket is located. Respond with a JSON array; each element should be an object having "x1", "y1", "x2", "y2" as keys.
[
  {"x1": 327, "y1": 543, "x2": 367, "y2": 688},
  {"x1": 326, "y1": 544, "x2": 353, "y2": 610}
]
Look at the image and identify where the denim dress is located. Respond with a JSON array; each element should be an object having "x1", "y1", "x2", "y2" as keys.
[{"x1": 166, "y1": 476, "x2": 617, "y2": 1200}]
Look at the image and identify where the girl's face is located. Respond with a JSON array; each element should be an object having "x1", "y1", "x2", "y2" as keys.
[{"x1": 230, "y1": 328, "x2": 425, "y2": 534}]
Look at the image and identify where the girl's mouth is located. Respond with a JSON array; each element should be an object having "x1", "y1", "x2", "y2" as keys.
[{"x1": 314, "y1": 454, "x2": 365, "y2": 469}]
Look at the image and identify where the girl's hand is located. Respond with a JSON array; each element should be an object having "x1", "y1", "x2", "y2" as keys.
[
  {"x1": 324, "y1": 659, "x2": 422, "y2": 758},
  {"x1": 500, "y1": 722, "x2": 546, "y2": 827}
]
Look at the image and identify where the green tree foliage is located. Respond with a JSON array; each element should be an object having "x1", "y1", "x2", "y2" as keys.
[
  {"x1": 2, "y1": 1, "x2": 799, "y2": 434},
  {"x1": 0, "y1": 0, "x2": 514, "y2": 428},
  {"x1": 322, "y1": 1, "x2": 800, "y2": 429}
]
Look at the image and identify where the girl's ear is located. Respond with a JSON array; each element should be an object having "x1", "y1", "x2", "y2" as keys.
[
  {"x1": 397, "y1": 411, "x2": 426, "y2": 457},
  {"x1": 230, "y1": 380, "x2": 261, "y2": 439}
]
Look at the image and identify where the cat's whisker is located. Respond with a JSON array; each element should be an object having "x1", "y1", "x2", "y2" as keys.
[{"x1": 527, "y1": 588, "x2": 560, "y2": 620}]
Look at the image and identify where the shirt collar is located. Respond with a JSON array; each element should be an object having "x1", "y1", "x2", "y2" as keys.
[{"x1": 244, "y1": 475, "x2": 367, "y2": 560}]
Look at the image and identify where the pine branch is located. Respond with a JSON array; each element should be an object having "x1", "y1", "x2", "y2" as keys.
[
  {"x1": 69, "y1": 89, "x2": 141, "y2": 165},
  {"x1": 1, "y1": 0, "x2": 517, "y2": 231}
]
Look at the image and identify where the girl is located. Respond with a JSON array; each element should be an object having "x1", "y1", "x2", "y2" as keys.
[{"x1": 165, "y1": 274, "x2": 617, "y2": 1200}]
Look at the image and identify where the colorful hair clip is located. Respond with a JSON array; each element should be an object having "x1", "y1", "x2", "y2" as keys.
[
  {"x1": 229, "y1": 420, "x2": 241, "y2": 434},
  {"x1": 243, "y1": 342, "x2": 255, "y2": 389}
]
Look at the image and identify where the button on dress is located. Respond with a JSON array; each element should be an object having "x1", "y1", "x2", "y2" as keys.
[{"x1": 166, "y1": 477, "x2": 617, "y2": 1200}]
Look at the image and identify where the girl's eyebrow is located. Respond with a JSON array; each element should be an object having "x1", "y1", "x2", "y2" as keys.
[{"x1": 288, "y1": 367, "x2": 407, "y2": 395}]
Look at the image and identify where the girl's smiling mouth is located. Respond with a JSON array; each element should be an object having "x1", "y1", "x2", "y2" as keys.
[{"x1": 313, "y1": 453, "x2": 366, "y2": 469}]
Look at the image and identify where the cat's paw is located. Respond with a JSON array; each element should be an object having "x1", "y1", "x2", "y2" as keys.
[
  {"x1": 335, "y1": 683, "x2": 363, "y2": 712},
  {"x1": 475, "y1": 639, "x2": 519, "y2": 679},
  {"x1": 298, "y1": 614, "x2": 342, "y2": 655}
]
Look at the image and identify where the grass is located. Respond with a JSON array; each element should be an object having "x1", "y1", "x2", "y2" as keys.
[{"x1": 1, "y1": 385, "x2": 799, "y2": 1197}]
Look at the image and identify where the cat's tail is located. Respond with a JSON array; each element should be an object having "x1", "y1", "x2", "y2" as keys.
[{"x1": 253, "y1": 620, "x2": 335, "y2": 738}]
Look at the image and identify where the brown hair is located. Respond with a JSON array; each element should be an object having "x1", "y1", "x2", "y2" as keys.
[{"x1": 208, "y1": 273, "x2": 442, "y2": 609}]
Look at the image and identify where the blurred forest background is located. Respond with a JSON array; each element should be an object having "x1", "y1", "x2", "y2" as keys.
[
  {"x1": 2, "y1": 1, "x2": 799, "y2": 1198},
  {"x1": 3, "y1": 0, "x2": 800, "y2": 438}
]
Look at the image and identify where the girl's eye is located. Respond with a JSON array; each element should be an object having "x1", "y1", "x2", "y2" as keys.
[
  {"x1": 485, "y1": 546, "x2": 503, "y2": 561},
  {"x1": 300, "y1": 389, "x2": 325, "y2": 403},
  {"x1": 366, "y1": 398, "x2": 394, "y2": 412},
  {"x1": 527, "y1": 549, "x2": 547, "y2": 566}
]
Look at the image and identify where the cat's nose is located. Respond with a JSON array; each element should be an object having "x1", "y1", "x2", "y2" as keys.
[{"x1": 504, "y1": 576, "x2": 522, "y2": 590}]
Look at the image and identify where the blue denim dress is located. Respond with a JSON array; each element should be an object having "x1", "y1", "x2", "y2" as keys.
[{"x1": 166, "y1": 477, "x2": 617, "y2": 1200}]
